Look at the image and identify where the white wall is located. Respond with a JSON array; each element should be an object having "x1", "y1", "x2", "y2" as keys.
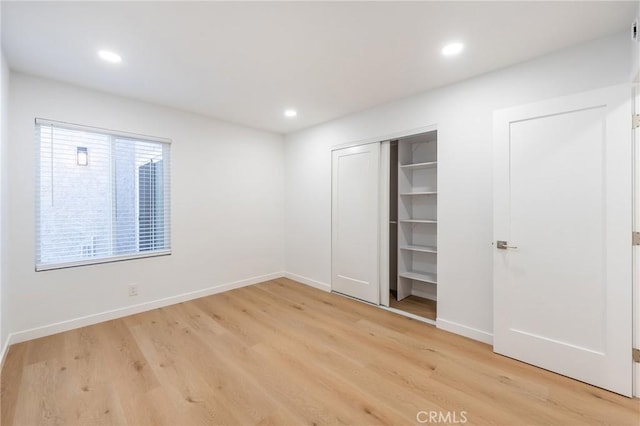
[
  {"x1": 7, "y1": 73, "x2": 285, "y2": 341},
  {"x1": 284, "y1": 32, "x2": 630, "y2": 342}
]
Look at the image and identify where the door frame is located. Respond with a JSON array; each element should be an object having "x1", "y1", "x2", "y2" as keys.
[
  {"x1": 633, "y1": 80, "x2": 640, "y2": 398},
  {"x1": 379, "y1": 140, "x2": 391, "y2": 307}
]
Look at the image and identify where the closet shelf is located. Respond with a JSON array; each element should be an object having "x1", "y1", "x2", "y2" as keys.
[
  {"x1": 400, "y1": 191, "x2": 437, "y2": 196},
  {"x1": 395, "y1": 131, "x2": 438, "y2": 306},
  {"x1": 399, "y1": 271, "x2": 438, "y2": 284},
  {"x1": 400, "y1": 219, "x2": 437, "y2": 224},
  {"x1": 399, "y1": 161, "x2": 437, "y2": 170},
  {"x1": 400, "y1": 245, "x2": 438, "y2": 254}
]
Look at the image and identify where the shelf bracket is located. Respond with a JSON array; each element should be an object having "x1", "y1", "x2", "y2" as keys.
[
  {"x1": 633, "y1": 114, "x2": 640, "y2": 130},
  {"x1": 633, "y1": 232, "x2": 640, "y2": 246},
  {"x1": 633, "y1": 348, "x2": 640, "y2": 363}
]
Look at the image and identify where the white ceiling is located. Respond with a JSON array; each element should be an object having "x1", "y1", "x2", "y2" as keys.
[{"x1": 1, "y1": 1, "x2": 636, "y2": 134}]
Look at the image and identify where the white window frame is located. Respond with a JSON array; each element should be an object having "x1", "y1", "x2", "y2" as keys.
[{"x1": 35, "y1": 118, "x2": 172, "y2": 271}]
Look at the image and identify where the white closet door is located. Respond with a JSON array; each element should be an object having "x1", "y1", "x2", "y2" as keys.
[
  {"x1": 493, "y1": 84, "x2": 632, "y2": 396},
  {"x1": 332, "y1": 143, "x2": 380, "y2": 304}
]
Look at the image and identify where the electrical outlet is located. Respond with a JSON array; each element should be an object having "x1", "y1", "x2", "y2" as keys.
[{"x1": 128, "y1": 283, "x2": 139, "y2": 297}]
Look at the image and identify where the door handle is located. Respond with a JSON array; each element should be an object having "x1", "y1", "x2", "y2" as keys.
[{"x1": 496, "y1": 240, "x2": 518, "y2": 250}]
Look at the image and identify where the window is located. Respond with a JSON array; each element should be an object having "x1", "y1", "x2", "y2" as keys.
[{"x1": 35, "y1": 119, "x2": 171, "y2": 271}]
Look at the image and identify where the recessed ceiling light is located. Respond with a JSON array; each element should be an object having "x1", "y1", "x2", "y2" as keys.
[
  {"x1": 98, "y1": 50, "x2": 122, "y2": 64},
  {"x1": 284, "y1": 109, "x2": 297, "y2": 118},
  {"x1": 441, "y1": 42, "x2": 464, "y2": 57}
]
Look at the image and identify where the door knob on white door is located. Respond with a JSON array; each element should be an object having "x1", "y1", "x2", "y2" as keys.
[{"x1": 496, "y1": 240, "x2": 518, "y2": 250}]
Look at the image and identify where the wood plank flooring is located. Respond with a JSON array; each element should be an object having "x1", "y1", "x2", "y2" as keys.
[
  {"x1": 2, "y1": 278, "x2": 639, "y2": 425},
  {"x1": 389, "y1": 290, "x2": 437, "y2": 320}
]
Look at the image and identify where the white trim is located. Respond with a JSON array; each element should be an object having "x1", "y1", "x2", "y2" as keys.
[
  {"x1": 284, "y1": 272, "x2": 330, "y2": 292},
  {"x1": 8, "y1": 272, "x2": 284, "y2": 345},
  {"x1": 36, "y1": 250, "x2": 171, "y2": 272},
  {"x1": 437, "y1": 317, "x2": 493, "y2": 345},
  {"x1": 35, "y1": 118, "x2": 171, "y2": 144},
  {"x1": 0, "y1": 334, "x2": 10, "y2": 370},
  {"x1": 330, "y1": 124, "x2": 438, "y2": 152}
]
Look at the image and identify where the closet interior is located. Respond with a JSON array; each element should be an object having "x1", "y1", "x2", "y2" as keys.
[{"x1": 389, "y1": 130, "x2": 438, "y2": 320}]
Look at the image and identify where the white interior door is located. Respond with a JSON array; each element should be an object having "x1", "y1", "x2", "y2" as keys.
[
  {"x1": 493, "y1": 84, "x2": 632, "y2": 396},
  {"x1": 332, "y1": 143, "x2": 380, "y2": 304}
]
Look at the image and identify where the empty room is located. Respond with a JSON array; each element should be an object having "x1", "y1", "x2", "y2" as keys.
[{"x1": 1, "y1": 1, "x2": 640, "y2": 425}]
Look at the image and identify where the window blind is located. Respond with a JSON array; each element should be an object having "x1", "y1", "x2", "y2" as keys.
[{"x1": 35, "y1": 119, "x2": 171, "y2": 271}]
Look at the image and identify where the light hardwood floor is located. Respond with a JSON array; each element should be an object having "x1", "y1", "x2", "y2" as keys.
[
  {"x1": 2, "y1": 278, "x2": 639, "y2": 425},
  {"x1": 389, "y1": 291, "x2": 437, "y2": 320}
]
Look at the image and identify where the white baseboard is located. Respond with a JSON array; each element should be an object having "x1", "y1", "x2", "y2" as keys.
[
  {"x1": 436, "y1": 317, "x2": 493, "y2": 345},
  {"x1": 4, "y1": 271, "x2": 495, "y2": 362},
  {"x1": 9, "y1": 271, "x2": 285, "y2": 345},
  {"x1": 283, "y1": 272, "x2": 330, "y2": 292},
  {"x1": 0, "y1": 334, "x2": 10, "y2": 370}
]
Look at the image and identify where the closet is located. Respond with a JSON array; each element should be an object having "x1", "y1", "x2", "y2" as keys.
[
  {"x1": 389, "y1": 131, "x2": 438, "y2": 320},
  {"x1": 330, "y1": 128, "x2": 438, "y2": 322}
]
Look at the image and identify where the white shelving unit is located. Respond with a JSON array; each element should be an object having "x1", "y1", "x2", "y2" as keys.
[
  {"x1": 399, "y1": 219, "x2": 437, "y2": 224},
  {"x1": 400, "y1": 244, "x2": 438, "y2": 254},
  {"x1": 397, "y1": 131, "x2": 438, "y2": 302},
  {"x1": 398, "y1": 271, "x2": 438, "y2": 284},
  {"x1": 400, "y1": 191, "x2": 438, "y2": 196},
  {"x1": 399, "y1": 161, "x2": 437, "y2": 170}
]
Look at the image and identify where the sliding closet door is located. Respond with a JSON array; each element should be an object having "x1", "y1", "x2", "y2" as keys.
[{"x1": 331, "y1": 143, "x2": 380, "y2": 304}]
